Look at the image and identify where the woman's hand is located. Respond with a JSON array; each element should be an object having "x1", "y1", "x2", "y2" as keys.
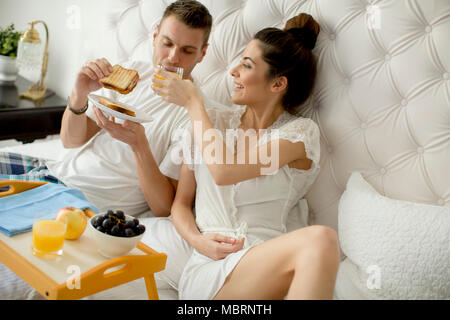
[
  {"x1": 92, "y1": 106, "x2": 147, "y2": 151},
  {"x1": 151, "y1": 68, "x2": 202, "y2": 110},
  {"x1": 192, "y1": 233, "x2": 245, "y2": 261}
]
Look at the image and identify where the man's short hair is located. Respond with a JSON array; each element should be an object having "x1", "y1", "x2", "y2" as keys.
[{"x1": 161, "y1": 0, "x2": 213, "y2": 47}]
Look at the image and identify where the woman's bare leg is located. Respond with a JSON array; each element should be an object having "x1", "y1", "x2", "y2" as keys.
[{"x1": 213, "y1": 225, "x2": 340, "y2": 300}]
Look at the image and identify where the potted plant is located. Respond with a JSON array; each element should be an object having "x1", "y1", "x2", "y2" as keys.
[{"x1": 0, "y1": 23, "x2": 22, "y2": 82}]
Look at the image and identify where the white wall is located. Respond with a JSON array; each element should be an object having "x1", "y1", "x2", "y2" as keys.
[{"x1": 0, "y1": 0, "x2": 115, "y2": 98}]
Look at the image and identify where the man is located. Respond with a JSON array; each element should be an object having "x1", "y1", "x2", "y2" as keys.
[
  {"x1": 0, "y1": 0, "x2": 213, "y2": 217},
  {"x1": 0, "y1": 1, "x2": 215, "y2": 298}
]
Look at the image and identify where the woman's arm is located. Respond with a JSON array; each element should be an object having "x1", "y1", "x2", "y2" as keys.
[
  {"x1": 187, "y1": 104, "x2": 309, "y2": 185},
  {"x1": 93, "y1": 106, "x2": 175, "y2": 216},
  {"x1": 152, "y1": 73, "x2": 309, "y2": 185},
  {"x1": 171, "y1": 164, "x2": 244, "y2": 260},
  {"x1": 170, "y1": 164, "x2": 200, "y2": 244}
]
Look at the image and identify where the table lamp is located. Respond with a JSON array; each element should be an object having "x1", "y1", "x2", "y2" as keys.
[{"x1": 16, "y1": 20, "x2": 49, "y2": 102}]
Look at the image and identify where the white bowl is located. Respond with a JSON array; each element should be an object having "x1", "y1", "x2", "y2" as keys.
[{"x1": 88, "y1": 214, "x2": 145, "y2": 258}]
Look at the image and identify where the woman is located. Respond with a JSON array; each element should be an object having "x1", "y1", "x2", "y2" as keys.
[{"x1": 151, "y1": 13, "x2": 340, "y2": 300}]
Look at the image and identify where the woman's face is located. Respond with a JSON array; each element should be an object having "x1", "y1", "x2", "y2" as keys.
[{"x1": 230, "y1": 40, "x2": 274, "y2": 106}]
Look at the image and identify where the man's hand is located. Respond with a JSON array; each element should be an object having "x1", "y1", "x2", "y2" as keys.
[
  {"x1": 73, "y1": 58, "x2": 113, "y2": 99},
  {"x1": 92, "y1": 106, "x2": 146, "y2": 150},
  {"x1": 192, "y1": 233, "x2": 245, "y2": 261},
  {"x1": 61, "y1": 58, "x2": 113, "y2": 148}
]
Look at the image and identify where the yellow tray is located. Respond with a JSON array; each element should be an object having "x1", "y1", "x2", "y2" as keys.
[{"x1": 0, "y1": 180, "x2": 167, "y2": 300}]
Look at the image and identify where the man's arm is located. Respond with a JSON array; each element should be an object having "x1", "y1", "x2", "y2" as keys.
[
  {"x1": 60, "y1": 93, "x2": 100, "y2": 148},
  {"x1": 132, "y1": 137, "x2": 177, "y2": 217},
  {"x1": 92, "y1": 106, "x2": 176, "y2": 217},
  {"x1": 60, "y1": 58, "x2": 113, "y2": 148}
]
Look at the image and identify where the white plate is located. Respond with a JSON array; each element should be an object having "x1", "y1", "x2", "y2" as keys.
[{"x1": 87, "y1": 94, "x2": 153, "y2": 123}]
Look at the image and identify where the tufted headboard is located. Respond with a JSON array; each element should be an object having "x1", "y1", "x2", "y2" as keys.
[{"x1": 93, "y1": 0, "x2": 450, "y2": 232}]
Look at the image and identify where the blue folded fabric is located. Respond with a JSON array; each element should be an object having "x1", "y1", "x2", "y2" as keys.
[{"x1": 0, "y1": 183, "x2": 98, "y2": 237}]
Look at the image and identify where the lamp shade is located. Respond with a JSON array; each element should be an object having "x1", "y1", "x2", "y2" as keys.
[
  {"x1": 15, "y1": 20, "x2": 49, "y2": 101},
  {"x1": 16, "y1": 37, "x2": 43, "y2": 70}
]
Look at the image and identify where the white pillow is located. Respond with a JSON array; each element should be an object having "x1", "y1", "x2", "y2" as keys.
[{"x1": 334, "y1": 172, "x2": 450, "y2": 300}]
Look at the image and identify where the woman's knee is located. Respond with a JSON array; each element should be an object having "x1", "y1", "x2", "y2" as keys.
[{"x1": 293, "y1": 225, "x2": 340, "y2": 260}]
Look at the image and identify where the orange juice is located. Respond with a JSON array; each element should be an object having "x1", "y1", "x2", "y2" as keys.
[
  {"x1": 32, "y1": 220, "x2": 66, "y2": 258},
  {"x1": 153, "y1": 73, "x2": 166, "y2": 87},
  {"x1": 154, "y1": 73, "x2": 166, "y2": 81},
  {"x1": 154, "y1": 66, "x2": 183, "y2": 88}
]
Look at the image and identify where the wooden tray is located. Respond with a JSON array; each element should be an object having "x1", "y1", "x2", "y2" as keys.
[{"x1": 0, "y1": 180, "x2": 167, "y2": 300}]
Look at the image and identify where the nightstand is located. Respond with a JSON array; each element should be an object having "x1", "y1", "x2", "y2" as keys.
[{"x1": 0, "y1": 76, "x2": 67, "y2": 143}]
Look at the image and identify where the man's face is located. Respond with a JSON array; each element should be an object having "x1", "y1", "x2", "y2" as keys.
[{"x1": 153, "y1": 15, "x2": 208, "y2": 79}]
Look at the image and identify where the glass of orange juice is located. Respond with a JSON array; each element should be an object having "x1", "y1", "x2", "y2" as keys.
[
  {"x1": 32, "y1": 212, "x2": 67, "y2": 259},
  {"x1": 154, "y1": 65, "x2": 184, "y2": 88}
]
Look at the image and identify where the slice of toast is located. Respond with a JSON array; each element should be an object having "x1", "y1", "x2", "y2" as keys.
[
  {"x1": 100, "y1": 65, "x2": 139, "y2": 94},
  {"x1": 99, "y1": 97, "x2": 136, "y2": 117}
]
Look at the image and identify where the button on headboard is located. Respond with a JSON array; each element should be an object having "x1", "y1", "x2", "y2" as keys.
[{"x1": 98, "y1": 0, "x2": 450, "y2": 231}]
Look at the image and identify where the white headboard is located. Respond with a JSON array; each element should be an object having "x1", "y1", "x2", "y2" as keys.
[{"x1": 92, "y1": 0, "x2": 450, "y2": 231}]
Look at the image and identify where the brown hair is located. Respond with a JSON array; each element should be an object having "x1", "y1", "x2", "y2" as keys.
[
  {"x1": 254, "y1": 13, "x2": 320, "y2": 113},
  {"x1": 161, "y1": 0, "x2": 213, "y2": 47}
]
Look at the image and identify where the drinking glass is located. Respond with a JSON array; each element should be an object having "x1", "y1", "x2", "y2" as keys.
[
  {"x1": 31, "y1": 212, "x2": 67, "y2": 259},
  {"x1": 156, "y1": 64, "x2": 184, "y2": 79}
]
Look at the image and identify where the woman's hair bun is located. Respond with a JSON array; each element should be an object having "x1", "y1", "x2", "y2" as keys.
[
  {"x1": 287, "y1": 27, "x2": 317, "y2": 50},
  {"x1": 284, "y1": 13, "x2": 320, "y2": 50}
]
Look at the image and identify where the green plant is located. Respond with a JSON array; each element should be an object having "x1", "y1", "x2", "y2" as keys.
[{"x1": 0, "y1": 24, "x2": 22, "y2": 59}]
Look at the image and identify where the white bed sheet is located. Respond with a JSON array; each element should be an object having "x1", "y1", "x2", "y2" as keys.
[
  {"x1": 0, "y1": 136, "x2": 66, "y2": 161},
  {"x1": 0, "y1": 260, "x2": 178, "y2": 300}
]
